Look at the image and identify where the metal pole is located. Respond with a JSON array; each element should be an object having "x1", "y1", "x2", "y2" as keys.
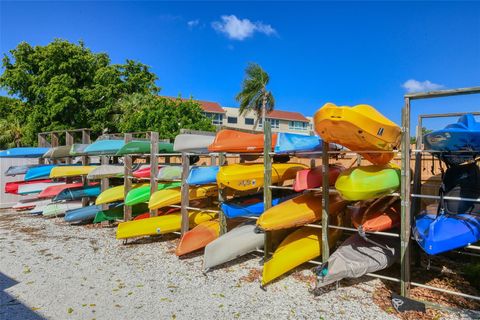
[
  {"x1": 149, "y1": 132, "x2": 159, "y2": 217},
  {"x1": 180, "y1": 152, "x2": 190, "y2": 235},
  {"x1": 218, "y1": 153, "x2": 227, "y2": 235},
  {"x1": 263, "y1": 121, "x2": 273, "y2": 261},
  {"x1": 123, "y1": 133, "x2": 133, "y2": 221},
  {"x1": 321, "y1": 141, "x2": 330, "y2": 262}
]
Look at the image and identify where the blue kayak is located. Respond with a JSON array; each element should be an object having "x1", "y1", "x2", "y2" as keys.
[
  {"x1": 187, "y1": 166, "x2": 219, "y2": 185},
  {"x1": 221, "y1": 194, "x2": 297, "y2": 218},
  {"x1": 414, "y1": 212, "x2": 480, "y2": 255},
  {"x1": 64, "y1": 205, "x2": 103, "y2": 223},
  {"x1": 0, "y1": 147, "x2": 51, "y2": 158},
  {"x1": 83, "y1": 139, "x2": 125, "y2": 155},
  {"x1": 274, "y1": 133, "x2": 322, "y2": 154},
  {"x1": 424, "y1": 114, "x2": 480, "y2": 165},
  {"x1": 53, "y1": 185, "x2": 101, "y2": 201},
  {"x1": 25, "y1": 165, "x2": 57, "y2": 181}
]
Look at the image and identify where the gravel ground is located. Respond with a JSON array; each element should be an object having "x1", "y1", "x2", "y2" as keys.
[{"x1": 0, "y1": 209, "x2": 475, "y2": 320}]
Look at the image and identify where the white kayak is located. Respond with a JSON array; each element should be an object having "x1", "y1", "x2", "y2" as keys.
[
  {"x1": 27, "y1": 200, "x2": 54, "y2": 214},
  {"x1": 42, "y1": 201, "x2": 83, "y2": 217},
  {"x1": 173, "y1": 133, "x2": 215, "y2": 153},
  {"x1": 203, "y1": 221, "x2": 264, "y2": 272},
  {"x1": 18, "y1": 182, "x2": 65, "y2": 195},
  {"x1": 87, "y1": 165, "x2": 124, "y2": 180},
  {"x1": 13, "y1": 199, "x2": 51, "y2": 211}
]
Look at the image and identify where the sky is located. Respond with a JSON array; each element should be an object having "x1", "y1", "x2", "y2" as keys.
[{"x1": 1, "y1": 1, "x2": 480, "y2": 130}]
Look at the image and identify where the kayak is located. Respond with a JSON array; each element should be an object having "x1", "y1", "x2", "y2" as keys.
[
  {"x1": 38, "y1": 182, "x2": 85, "y2": 198},
  {"x1": 125, "y1": 182, "x2": 181, "y2": 206},
  {"x1": 5, "y1": 164, "x2": 41, "y2": 176},
  {"x1": 42, "y1": 145, "x2": 72, "y2": 159},
  {"x1": 274, "y1": 133, "x2": 322, "y2": 154},
  {"x1": 217, "y1": 163, "x2": 307, "y2": 191},
  {"x1": 174, "y1": 133, "x2": 215, "y2": 153},
  {"x1": 64, "y1": 205, "x2": 103, "y2": 223},
  {"x1": 208, "y1": 129, "x2": 278, "y2": 153},
  {"x1": 175, "y1": 220, "x2": 219, "y2": 256},
  {"x1": 83, "y1": 139, "x2": 125, "y2": 155},
  {"x1": 50, "y1": 166, "x2": 96, "y2": 178},
  {"x1": 53, "y1": 185, "x2": 101, "y2": 201},
  {"x1": 148, "y1": 186, "x2": 218, "y2": 210},
  {"x1": 203, "y1": 221, "x2": 264, "y2": 271},
  {"x1": 187, "y1": 166, "x2": 219, "y2": 185},
  {"x1": 69, "y1": 144, "x2": 90, "y2": 156},
  {"x1": 314, "y1": 103, "x2": 401, "y2": 165},
  {"x1": 92, "y1": 203, "x2": 149, "y2": 223},
  {"x1": 116, "y1": 141, "x2": 174, "y2": 156},
  {"x1": 13, "y1": 199, "x2": 51, "y2": 211},
  {"x1": 87, "y1": 165, "x2": 125, "y2": 180},
  {"x1": 414, "y1": 212, "x2": 480, "y2": 255},
  {"x1": 315, "y1": 233, "x2": 399, "y2": 288},
  {"x1": 27, "y1": 201, "x2": 53, "y2": 214},
  {"x1": 261, "y1": 214, "x2": 343, "y2": 286},
  {"x1": 221, "y1": 193, "x2": 297, "y2": 219},
  {"x1": 0, "y1": 147, "x2": 50, "y2": 158},
  {"x1": 256, "y1": 192, "x2": 346, "y2": 231},
  {"x1": 293, "y1": 165, "x2": 345, "y2": 192},
  {"x1": 95, "y1": 183, "x2": 148, "y2": 205},
  {"x1": 116, "y1": 208, "x2": 217, "y2": 239},
  {"x1": 42, "y1": 201, "x2": 83, "y2": 217},
  {"x1": 132, "y1": 165, "x2": 162, "y2": 179},
  {"x1": 157, "y1": 166, "x2": 183, "y2": 180},
  {"x1": 25, "y1": 165, "x2": 56, "y2": 181},
  {"x1": 18, "y1": 182, "x2": 65, "y2": 195},
  {"x1": 5, "y1": 179, "x2": 52, "y2": 194},
  {"x1": 424, "y1": 114, "x2": 480, "y2": 165},
  {"x1": 350, "y1": 196, "x2": 401, "y2": 232},
  {"x1": 335, "y1": 164, "x2": 401, "y2": 201}
]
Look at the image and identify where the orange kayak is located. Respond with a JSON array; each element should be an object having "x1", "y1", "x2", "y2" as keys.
[
  {"x1": 349, "y1": 196, "x2": 401, "y2": 232},
  {"x1": 208, "y1": 129, "x2": 278, "y2": 153},
  {"x1": 293, "y1": 165, "x2": 344, "y2": 192}
]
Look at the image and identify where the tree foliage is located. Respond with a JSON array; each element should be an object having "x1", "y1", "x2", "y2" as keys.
[
  {"x1": 0, "y1": 96, "x2": 27, "y2": 148},
  {"x1": 117, "y1": 94, "x2": 215, "y2": 140}
]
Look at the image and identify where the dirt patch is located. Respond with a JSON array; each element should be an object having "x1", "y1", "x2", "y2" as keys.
[{"x1": 239, "y1": 268, "x2": 262, "y2": 283}]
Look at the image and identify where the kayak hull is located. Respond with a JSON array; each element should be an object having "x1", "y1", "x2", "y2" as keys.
[
  {"x1": 64, "y1": 205, "x2": 103, "y2": 223},
  {"x1": 148, "y1": 186, "x2": 217, "y2": 210},
  {"x1": 42, "y1": 201, "x2": 83, "y2": 217},
  {"x1": 221, "y1": 194, "x2": 297, "y2": 219},
  {"x1": 50, "y1": 166, "x2": 96, "y2": 178},
  {"x1": 350, "y1": 196, "x2": 401, "y2": 232},
  {"x1": 208, "y1": 129, "x2": 277, "y2": 153},
  {"x1": 95, "y1": 183, "x2": 148, "y2": 205},
  {"x1": 174, "y1": 134, "x2": 215, "y2": 153},
  {"x1": 116, "y1": 141, "x2": 173, "y2": 155},
  {"x1": 187, "y1": 166, "x2": 219, "y2": 185},
  {"x1": 0, "y1": 147, "x2": 50, "y2": 158},
  {"x1": 293, "y1": 165, "x2": 344, "y2": 192},
  {"x1": 125, "y1": 182, "x2": 181, "y2": 205}
]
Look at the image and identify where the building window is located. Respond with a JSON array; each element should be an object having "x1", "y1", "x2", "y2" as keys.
[
  {"x1": 204, "y1": 112, "x2": 223, "y2": 125},
  {"x1": 245, "y1": 118, "x2": 255, "y2": 125},
  {"x1": 289, "y1": 121, "x2": 308, "y2": 130},
  {"x1": 259, "y1": 118, "x2": 280, "y2": 129},
  {"x1": 227, "y1": 116, "x2": 237, "y2": 124}
]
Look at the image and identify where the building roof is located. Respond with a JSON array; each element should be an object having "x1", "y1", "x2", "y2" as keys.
[
  {"x1": 160, "y1": 96, "x2": 225, "y2": 113},
  {"x1": 267, "y1": 110, "x2": 309, "y2": 122}
]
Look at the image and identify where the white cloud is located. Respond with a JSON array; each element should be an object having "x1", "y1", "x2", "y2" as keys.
[
  {"x1": 211, "y1": 15, "x2": 276, "y2": 41},
  {"x1": 402, "y1": 79, "x2": 444, "y2": 93},
  {"x1": 187, "y1": 19, "x2": 200, "y2": 28}
]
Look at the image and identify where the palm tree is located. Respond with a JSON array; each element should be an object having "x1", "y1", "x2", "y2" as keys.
[
  {"x1": 0, "y1": 117, "x2": 24, "y2": 148},
  {"x1": 235, "y1": 63, "x2": 274, "y2": 130}
]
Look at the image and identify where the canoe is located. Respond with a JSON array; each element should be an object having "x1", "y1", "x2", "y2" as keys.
[
  {"x1": 217, "y1": 163, "x2": 307, "y2": 191},
  {"x1": 293, "y1": 165, "x2": 345, "y2": 192},
  {"x1": 314, "y1": 103, "x2": 401, "y2": 165},
  {"x1": 414, "y1": 212, "x2": 480, "y2": 255},
  {"x1": 87, "y1": 165, "x2": 124, "y2": 180},
  {"x1": 221, "y1": 193, "x2": 297, "y2": 219},
  {"x1": 208, "y1": 129, "x2": 278, "y2": 153},
  {"x1": 335, "y1": 164, "x2": 400, "y2": 201},
  {"x1": 64, "y1": 205, "x2": 103, "y2": 223},
  {"x1": 83, "y1": 139, "x2": 125, "y2": 155},
  {"x1": 50, "y1": 166, "x2": 96, "y2": 178},
  {"x1": 148, "y1": 185, "x2": 218, "y2": 210},
  {"x1": 13, "y1": 199, "x2": 51, "y2": 211},
  {"x1": 124, "y1": 182, "x2": 181, "y2": 205},
  {"x1": 95, "y1": 183, "x2": 148, "y2": 205},
  {"x1": 5, "y1": 164, "x2": 41, "y2": 176},
  {"x1": 157, "y1": 166, "x2": 183, "y2": 180},
  {"x1": 261, "y1": 214, "x2": 343, "y2": 286},
  {"x1": 424, "y1": 114, "x2": 480, "y2": 165},
  {"x1": 350, "y1": 196, "x2": 401, "y2": 232},
  {"x1": 38, "y1": 182, "x2": 85, "y2": 198},
  {"x1": 173, "y1": 133, "x2": 215, "y2": 153},
  {"x1": 116, "y1": 141, "x2": 174, "y2": 155},
  {"x1": 256, "y1": 192, "x2": 346, "y2": 231},
  {"x1": 42, "y1": 145, "x2": 72, "y2": 158},
  {"x1": 69, "y1": 144, "x2": 90, "y2": 156},
  {"x1": 92, "y1": 203, "x2": 149, "y2": 223},
  {"x1": 116, "y1": 208, "x2": 217, "y2": 239},
  {"x1": 274, "y1": 133, "x2": 322, "y2": 154},
  {"x1": 42, "y1": 201, "x2": 83, "y2": 217},
  {"x1": 132, "y1": 166, "x2": 162, "y2": 179},
  {"x1": 187, "y1": 166, "x2": 219, "y2": 185},
  {"x1": 203, "y1": 221, "x2": 264, "y2": 271},
  {"x1": 18, "y1": 182, "x2": 65, "y2": 195},
  {"x1": 315, "y1": 233, "x2": 399, "y2": 288},
  {"x1": 25, "y1": 165, "x2": 56, "y2": 180},
  {"x1": 5, "y1": 179, "x2": 52, "y2": 194},
  {"x1": 53, "y1": 185, "x2": 101, "y2": 201},
  {"x1": 0, "y1": 147, "x2": 50, "y2": 158}
]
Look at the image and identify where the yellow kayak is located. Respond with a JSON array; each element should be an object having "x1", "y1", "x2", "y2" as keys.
[
  {"x1": 217, "y1": 163, "x2": 307, "y2": 191},
  {"x1": 262, "y1": 214, "x2": 343, "y2": 286},
  {"x1": 256, "y1": 192, "x2": 346, "y2": 231},
  {"x1": 95, "y1": 183, "x2": 148, "y2": 205},
  {"x1": 49, "y1": 166, "x2": 97, "y2": 178},
  {"x1": 149, "y1": 186, "x2": 218, "y2": 210},
  {"x1": 314, "y1": 103, "x2": 401, "y2": 165},
  {"x1": 116, "y1": 209, "x2": 217, "y2": 239}
]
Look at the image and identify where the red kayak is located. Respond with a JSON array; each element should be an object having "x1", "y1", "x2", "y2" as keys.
[
  {"x1": 208, "y1": 129, "x2": 278, "y2": 153},
  {"x1": 349, "y1": 196, "x2": 401, "y2": 232},
  {"x1": 132, "y1": 166, "x2": 162, "y2": 179},
  {"x1": 38, "y1": 182, "x2": 97, "y2": 199},
  {"x1": 293, "y1": 165, "x2": 344, "y2": 192},
  {"x1": 5, "y1": 179, "x2": 52, "y2": 194}
]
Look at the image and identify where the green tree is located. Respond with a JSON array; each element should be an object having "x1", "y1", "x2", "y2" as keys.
[
  {"x1": 0, "y1": 39, "x2": 159, "y2": 145},
  {"x1": 235, "y1": 63, "x2": 274, "y2": 129},
  {"x1": 0, "y1": 96, "x2": 27, "y2": 148},
  {"x1": 410, "y1": 127, "x2": 433, "y2": 144},
  {"x1": 117, "y1": 94, "x2": 215, "y2": 140}
]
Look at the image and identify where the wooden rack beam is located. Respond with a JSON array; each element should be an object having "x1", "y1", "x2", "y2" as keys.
[
  {"x1": 149, "y1": 132, "x2": 159, "y2": 217},
  {"x1": 123, "y1": 133, "x2": 133, "y2": 220}
]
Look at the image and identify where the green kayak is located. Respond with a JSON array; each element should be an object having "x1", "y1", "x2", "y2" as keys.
[
  {"x1": 125, "y1": 182, "x2": 181, "y2": 206},
  {"x1": 116, "y1": 141, "x2": 174, "y2": 156},
  {"x1": 93, "y1": 203, "x2": 149, "y2": 223}
]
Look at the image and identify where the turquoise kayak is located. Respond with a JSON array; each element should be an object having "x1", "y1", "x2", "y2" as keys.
[
  {"x1": 53, "y1": 185, "x2": 101, "y2": 201},
  {"x1": 83, "y1": 139, "x2": 125, "y2": 155}
]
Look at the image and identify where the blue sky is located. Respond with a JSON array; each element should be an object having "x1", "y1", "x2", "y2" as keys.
[{"x1": 1, "y1": 1, "x2": 479, "y2": 130}]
